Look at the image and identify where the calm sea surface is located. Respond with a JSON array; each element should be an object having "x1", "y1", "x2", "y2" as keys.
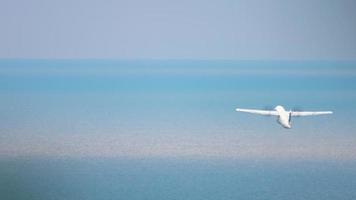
[
  {"x1": 1, "y1": 158, "x2": 356, "y2": 200},
  {"x1": 1, "y1": 60, "x2": 356, "y2": 199}
]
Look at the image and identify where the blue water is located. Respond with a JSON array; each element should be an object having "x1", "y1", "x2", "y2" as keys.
[
  {"x1": 1, "y1": 158, "x2": 356, "y2": 200},
  {"x1": 1, "y1": 60, "x2": 355, "y2": 136},
  {"x1": 1, "y1": 60, "x2": 356, "y2": 199}
]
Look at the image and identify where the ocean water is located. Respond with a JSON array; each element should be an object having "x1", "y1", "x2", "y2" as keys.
[
  {"x1": 1, "y1": 158, "x2": 356, "y2": 200},
  {"x1": 1, "y1": 60, "x2": 356, "y2": 199}
]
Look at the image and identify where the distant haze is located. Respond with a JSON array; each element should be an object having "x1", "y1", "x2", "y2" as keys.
[{"x1": 1, "y1": 0, "x2": 356, "y2": 59}]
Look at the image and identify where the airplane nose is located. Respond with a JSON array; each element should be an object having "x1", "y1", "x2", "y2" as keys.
[{"x1": 282, "y1": 122, "x2": 291, "y2": 129}]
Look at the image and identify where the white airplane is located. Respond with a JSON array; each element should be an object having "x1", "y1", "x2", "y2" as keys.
[{"x1": 235, "y1": 105, "x2": 332, "y2": 129}]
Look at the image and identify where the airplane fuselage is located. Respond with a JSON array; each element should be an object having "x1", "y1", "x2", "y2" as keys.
[{"x1": 274, "y1": 105, "x2": 291, "y2": 129}]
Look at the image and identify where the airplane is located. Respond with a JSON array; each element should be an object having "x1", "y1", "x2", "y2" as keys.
[{"x1": 235, "y1": 105, "x2": 332, "y2": 129}]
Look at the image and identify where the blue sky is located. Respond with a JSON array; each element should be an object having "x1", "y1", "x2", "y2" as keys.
[{"x1": 1, "y1": 0, "x2": 356, "y2": 59}]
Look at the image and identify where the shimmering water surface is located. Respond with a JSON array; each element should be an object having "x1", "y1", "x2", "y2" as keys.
[{"x1": 1, "y1": 60, "x2": 356, "y2": 199}]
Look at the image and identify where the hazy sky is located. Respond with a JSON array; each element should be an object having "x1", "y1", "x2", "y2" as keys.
[{"x1": 1, "y1": 0, "x2": 356, "y2": 59}]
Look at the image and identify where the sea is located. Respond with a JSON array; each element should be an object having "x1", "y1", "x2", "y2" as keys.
[{"x1": 1, "y1": 60, "x2": 356, "y2": 199}]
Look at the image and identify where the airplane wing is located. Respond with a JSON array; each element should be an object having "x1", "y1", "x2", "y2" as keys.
[
  {"x1": 235, "y1": 108, "x2": 279, "y2": 116},
  {"x1": 291, "y1": 111, "x2": 333, "y2": 117}
]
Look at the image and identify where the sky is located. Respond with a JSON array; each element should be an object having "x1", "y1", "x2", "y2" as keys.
[{"x1": 1, "y1": 0, "x2": 356, "y2": 59}]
